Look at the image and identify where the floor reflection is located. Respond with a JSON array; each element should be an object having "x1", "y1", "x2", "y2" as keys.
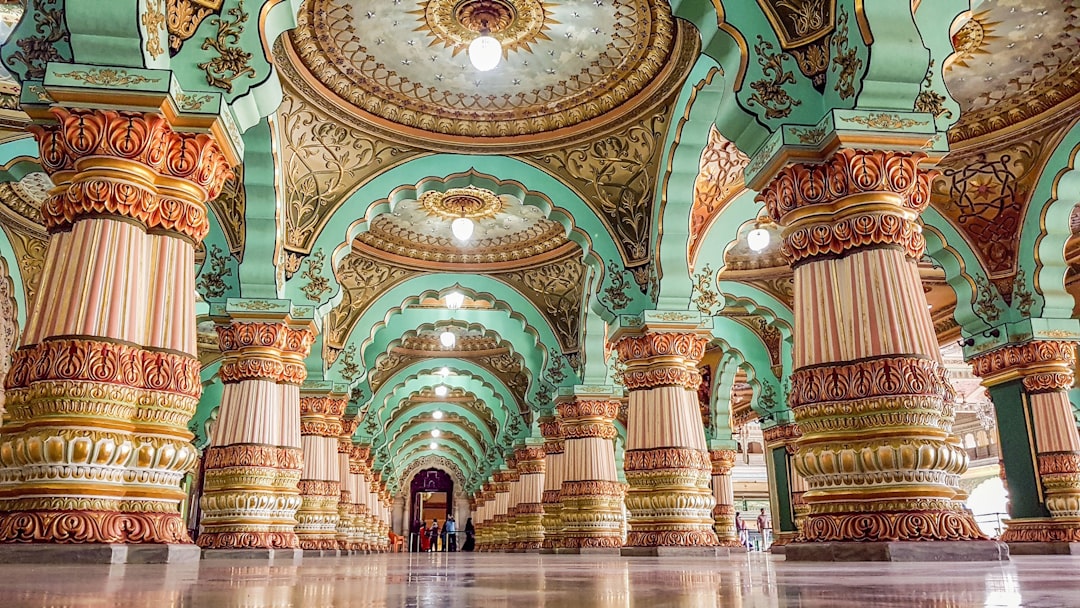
[{"x1": 0, "y1": 552, "x2": 1075, "y2": 607}]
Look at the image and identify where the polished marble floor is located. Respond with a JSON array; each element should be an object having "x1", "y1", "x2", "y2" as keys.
[{"x1": 0, "y1": 551, "x2": 1078, "y2": 608}]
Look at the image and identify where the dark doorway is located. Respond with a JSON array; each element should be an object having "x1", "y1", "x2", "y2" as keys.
[{"x1": 410, "y1": 468, "x2": 453, "y2": 550}]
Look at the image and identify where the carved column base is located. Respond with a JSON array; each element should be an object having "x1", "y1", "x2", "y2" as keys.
[
  {"x1": 0, "y1": 510, "x2": 190, "y2": 544},
  {"x1": 541, "y1": 496, "x2": 562, "y2": 551},
  {"x1": 711, "y1": 505, "x2": 742, "y2": 547},
  {"x1": 801, "y1": 501, "x2": 986, "y2": 543},
  {"x1": 514, "y1": 503, "x2": 544, "y2": 550},
  {"x1": 560, "y1": 481, "x2": 624, "y2": 549},
  {"x1": 1000, "y1": 517, "x2": 1080, "y2": 555},
  {"x1": 197, "y1": 445, "x2": 303, "y2": 550},
  {"x1": 296, "y1": 481, "x2": 341, "y2": 551},
  {"x1": 491, "y1": 516, "x2": 509, "y2": 551},
  {"x1": 624, "y1": 448, "x2": 717, "y2": 547},
  {"x1": 1038, "y1": 452, "x2": 1080, "y2": 518}
]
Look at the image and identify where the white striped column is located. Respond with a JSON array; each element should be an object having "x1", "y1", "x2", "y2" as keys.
[
  {"x1": 540, "y1": 417, "x2": 565, "y2": 553},
  {"x1": 612, "y1": 328, "x2": 717, "y2": 552},
  {"x1": 198, "y1": 311, "x2": 316, "y2": 550},
  {"x1": 297, "y1": 389, "x2": 347, "y2": 551},
  {"x1": 336, "y1": 419, "x2": 360, "y2": 551},
  {"x1": 758, "y1": 149, "x2": 985, "y2": 548},
  {"x1": 513, "y1": 444, "x2": 546, "y2": 552},
  {"x1": 557, "y1": 395, "x2": 624, "y2": 551}
]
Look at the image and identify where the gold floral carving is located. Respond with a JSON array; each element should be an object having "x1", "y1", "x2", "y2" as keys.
[
  {"x1": 197, "y1": 0, "x2": 255, "y2": 93},
  {"x1": 788, "y1": 355, "x2": 947, "y2": 410},
  {"x1": 4, "y1": 0, "x2": 69, "y2": 81},
  {"x1": 762, "y1": 422, "x2": 801, "y2": 446},
  {"x1": 277, "y1": 85, "x2": 424, "y2": 257},
  {"x1": 496, "y1": 256, "x2": 584, "y2": 355},
  {"x1": 802, "y1": 507, "x2": 986, "y2": 542},
  {"x1": 6, "y1": 226, "x2": 46, "y2": 311},
  {"x1": 323, "y1": 253, "x2": 417, "y2": 349},
  {"x1": 830, "y1": 8, "x2": 860, "y2": 99},
  {"x1": 688, "y1": 129, "x2": 751, "y2": 264},
  {"x1": 207, "y1": 165, "x2": 246, "y2": 260},
  {"x1": 197, "y1": 243, "x2": 233, "y2": 299},
  {"x1": 300, "y1": 249, "x2": 333, "y2": 302},
  {"x1": 526, "y1": 108, "x2": 670, "y2": 282},
  {"x1": 54, "y1": 67, "x2": 162, "y2": 87},
  {"x1": 691, "y1": 263, "x2": 721, "y2": 316},
  {"x1": 842, "y1": 113, "x2": 930, "y2": 130},
  {"x1": 615, "y1": 332, "x2": 708, "y2": 390},
  {"x1": 759, "y1": 149, "x2": 933, "y2": 222},
  {"x1": 756, "y1": 0, "x2": 836, "y2": 89},
  {"x1": 216, "y1": 321, "x2": 315, "y2": 384},
  {"x1": 167, "y1": 0, "x2": 222, "y2": 52},
  {"x1": 748, "y1": 36, "x2": 801, "y2": 120},
  {"x1": 0, "y1": 511, "x2": 190, "y2": 544},
  {"x1": 142, "y1": 0, "x2": 166, "y2": 60}
]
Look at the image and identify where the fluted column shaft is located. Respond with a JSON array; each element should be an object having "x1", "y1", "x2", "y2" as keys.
[
  {"x1": 348, "y1": 446, "x2": 370, "y2": 551},
  {"x1": 540, "y1": 417, "x2": 565, "y2": 551},
  {"x1": 505, "y1": 457, "x2": 521, "y2": 550},
  {"x1": 477, "y1": 485, "x2": 493, "y2": 551},
  {"x1": 0, "y1": 108, "x2": 232, "y2": 544},
  {"x1": 613, "y1": 331, "x2": 718, "y2": 548},
  {"x1": 336, "y1": 419, "x2": 359, "y2": 551},
  {"x1": 513, "y1": 445, "x2": 546, "y2": 551},
  {"x1": 971, "y1": 341, "x2": 1080, "y2": 544},
  {"x1": 759, "y1": 149, "x2": 983, "y2": 543},
  {"x1": 197, "y1": 316, "x2": 316, "y2": 549},
  {"x1": 557, "y1": 397, "x2": 624, "y2": 549},
  {"x1": 491, "y1": 470, "x2": 512, "y2": 551},
  {"x1": 296, "y1": 392, "x2": 347, "y2": 550},
  {"x1": 709, "y1": 449, "x2": 740, "y2": 546}
]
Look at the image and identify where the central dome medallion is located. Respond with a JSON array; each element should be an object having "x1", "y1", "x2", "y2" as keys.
[{"x1": 288, "y1": 0, "x2": 680, "y2": 143}]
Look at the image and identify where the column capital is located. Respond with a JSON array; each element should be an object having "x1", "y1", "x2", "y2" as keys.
[
  {"x1": 539, "y1": 416, "x2": 565, "y2": 455},
  {"x1": 709, "y1": 449, "x2": 737, "y2": 475},
  {"x1": 556, "y1": 396, "x2": 620, "y2": 441},
  {"x1": 514, "y1": 445, "x2": 546, "y2": 474},
  {"x1": 29, "y1": 106, "x2": 234, "y2": 241},
  {"x1": 969, "y1": 340, "x2": 1077, "y2": 391},
  {"x1": 299, "y1": 392, "x2": 348, "y2": 438},
  {"x1": 762, "y1": 422, "x2": 801, "y2": 449},
  {"x1": 212, "y1": 300, "x2": 317, "y2": 384},
  {"x1": 755, "y1": 148, "x2": 935, "y2": 265}
]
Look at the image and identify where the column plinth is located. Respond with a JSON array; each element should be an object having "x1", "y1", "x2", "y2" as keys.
[
  {"x1": 612, "y1": 331, "x2": 718, "y2": 551},
  {"x1": 972, "y1": 341, "x2": 1080, "y2": 554},
  {"x1": 557, "y1": 397, "x2": 624, "y2": 551},
  {"x1": 758, "y1": 149, "x2": 996, "y2": 560},
  {"x1": 0, "y1": 108, "x2": 231, "y2": 549}
]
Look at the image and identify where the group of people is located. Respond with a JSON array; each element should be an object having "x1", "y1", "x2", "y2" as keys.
[
  {"x1": 734, "y1": 508, "x2": 772, "y2": 550},
  {"x1": 417, "y1": 515, "x2": 475, "y2": 552}
]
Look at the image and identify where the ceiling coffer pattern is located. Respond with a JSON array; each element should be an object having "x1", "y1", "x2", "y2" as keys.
[{"x1": 289, "y1": 0, "x2": 676, "y2": 138}]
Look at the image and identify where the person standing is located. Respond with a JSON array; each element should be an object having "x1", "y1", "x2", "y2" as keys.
[
  {"x1": 757, "y1": 508, "x2": 771, "y2": 548},
  {"x1": 462, "y1": 518, "x2": 475, "y2": 552},
  {"x1": 735, "y1": 511, "x2": 748, "y2": 549},
  {"x1": 445, "y1": 515, "x2": 457, "y2": 552},
  {"x1": 428, "y1": 519, "x2": 440, "y2": 552}
]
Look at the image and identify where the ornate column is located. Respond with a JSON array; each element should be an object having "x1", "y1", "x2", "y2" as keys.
[
  {"x1": 556, "y1": 391, "x2": 624, "y2": 553},
  {"x1": 296, "y1": 388, "x2": 347, "y2": 554},
  {"x1": 758, "y1": 149, "x2": 1000, "y2": 561},
  {"x1": 348, "y1": 445, "x2": 370, "y2": 552},
  {"x1": 539, "y1": 417, "x2": 565, "y2": 553},
  {"x1": 505, "y1": 455, "x2": 522, "y2": 551},
  {"x1": 971, "y1": 341, "x2": 1080, "y2": 554},
  {"x1": 708, "y1": 446, "x2": 743, "y2": 549},
  {"x1": 491, "y1": 467, "x2": 512, "y2": 551},
  {"x1": 513, "y1": 443, "x2": 546, "y2": 552},
  {"x1": 762, "y1": 423, "x2": 803, "y2": 551},
  {"x1": 476, "y1": 483, "x2": 493, "y2": 551},
  {"x1": 0, "y1": 106, "x2": 232, "y2": 561},
  {"x1": 611, "y1": 320, "x2": 718, "y2": 556},
  {"x1": 197, "y1": 307, "x2": 316, "y2": 556},
  {"x1": 336, "y1": 419, "x2": 359, "y2": 552}
]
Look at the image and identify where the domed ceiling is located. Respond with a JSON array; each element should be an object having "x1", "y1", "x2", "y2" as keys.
[
  {"x1": 354, "y1": 186, "x2": 573, "y2": 269},
  {"x1": 287, "y1": 0, "x2": 683, "y2": 143}
]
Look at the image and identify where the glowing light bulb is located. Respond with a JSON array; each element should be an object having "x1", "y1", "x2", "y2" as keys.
[
  {"x1": 747, "y1": 227, "x2": 771, "y2": 252},
  {"x1": 429, "y1": 442, "x2": 438, "y2": 450},
  {"x1": 468, "y1": 34, "x2": 502, "y2": 71},
  {"x1": 439, "y1": 367, "x2": 451, "y2": 377},
  {"x1": 440, "y1": 330, "x2": 456, "y2": 348},
  {"x1": 434, "y1": 385, "x2": 448, "y2": 398},
  {"x1": 433, "y1": 410, "x2": 444, "y2": 420},
  {"x1": 445, "y1": 291, "x2": 465, "y2": 309},
  {"x1": 431, "y1": 429, "x2": 441, "y2": 438},
  {"x1": 451, "y1": 217, "x2": 474, "y2": 241}
]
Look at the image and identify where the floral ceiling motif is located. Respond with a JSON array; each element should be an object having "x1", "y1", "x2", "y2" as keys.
[
  {"x1": 943, "y1": 0, "x2": 1080, "y2": 142},
  {"x1": 288, "y1": 0, "x2": 676, "y2": 139}
]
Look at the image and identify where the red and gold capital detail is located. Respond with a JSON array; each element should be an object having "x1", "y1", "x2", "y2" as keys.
[
  {"x1": 613, "y1": 330, "x2": 717, "y2": 548},
  {"x1": 757, "y1": 149, "x2": 984, "y2": 543},
  {"x1": 0, "y1": 107, "x2": 233, "y2": 545}
]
